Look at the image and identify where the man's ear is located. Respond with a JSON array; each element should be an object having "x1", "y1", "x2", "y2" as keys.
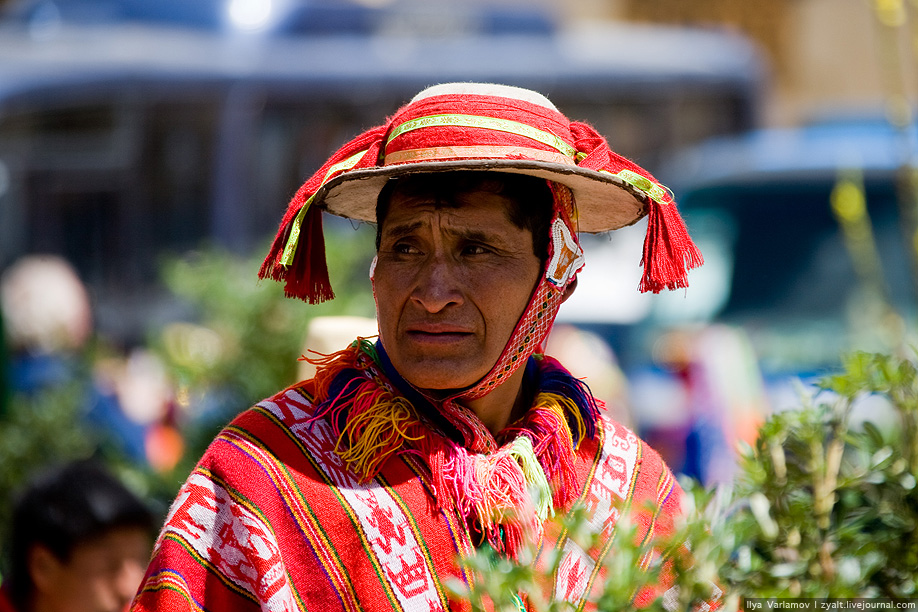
[
  {"x1": 561, "y1": 277, "x2": 577, "y2": 303},
  {"x1": 28, "y1": 544, "x2": 62, "y2": 593}
]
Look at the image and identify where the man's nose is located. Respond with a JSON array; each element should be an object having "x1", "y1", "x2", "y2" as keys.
[{"x1": 410, "y1": 256, "x2": 464, "y2": 313}]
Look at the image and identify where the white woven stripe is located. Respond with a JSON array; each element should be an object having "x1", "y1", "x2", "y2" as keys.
[{"x1": 410, "y1": 82, "x2": 559, "y2": 111}]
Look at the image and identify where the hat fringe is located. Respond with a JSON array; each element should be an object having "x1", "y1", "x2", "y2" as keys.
[
  {"x1": 285, "y1": 205, "x2": 335, "y2": 303},
  {"x1": 570, "y1": 121, "x2": 703, "y2": 293},
  {"x1": 640, "y1": 199, "x2": 704, "y2": 293},
  {"x1": 259, "y1": 125, "x2": 388, "y2": 303}
]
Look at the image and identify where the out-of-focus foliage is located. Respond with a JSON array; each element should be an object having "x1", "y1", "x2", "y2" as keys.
[
  {"x1": 732, "y1": 351, "x2": 918, "y2": 598},
  {"x1": 452, "y1": 496, "x2": 731, "y2": 612},
  {"x1": 152, "y1": 224, "x2": 376, "y2": 475},
  {"x1": 453, "y1": 350, "x2": 918, "y2": 609},
  {"x1": 0, "y1": 383, "x2": 96, "y2": 532},
  {"x1": 0, "y1": 223, "x2": 376, "y2": 572}
]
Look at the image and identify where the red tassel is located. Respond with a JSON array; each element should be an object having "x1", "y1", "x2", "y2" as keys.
[
  {"x1": 570, "y1": 121, "x2": 704, "y2": 293},
  {"x1": 258, "y1": 125, "x2": 388, "y2": 303},
  {"x1": 639, "y1": 200, "x2": 704, "y2": 293},
  {"x1": 283, "y1": 205, "x2": 334, "y2": 303}
]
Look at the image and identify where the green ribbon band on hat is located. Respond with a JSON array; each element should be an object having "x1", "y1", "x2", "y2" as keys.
[
  {"x1": 280, "y1": 149, "x2": 368, "y2": 266},
  {"x1": 605, "y1": 168, "x2": 672, "y2": 205},
  {"x1": 387, "y1": 114, "x2": 578, "y2": 160}
]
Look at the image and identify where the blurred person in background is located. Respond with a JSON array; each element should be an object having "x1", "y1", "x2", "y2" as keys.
[
  {"x1": 0, "y1": 255, "x2": 179, "y2": 470},
  {"x1": 544, "y1": 323, "x2": 634, "y2": 429},
  {"x1": 0, "y1": 459, "x2": 154, "y2": 612},
  {"x1": 635, "y1": 325, "x2": 767, "y2": 485},
  {"x1": 130, "y1": 83, "x2": 711, "y2": 610},
  {"x1": 1, "y1": 255, "x2": 93, "y2": 395}
]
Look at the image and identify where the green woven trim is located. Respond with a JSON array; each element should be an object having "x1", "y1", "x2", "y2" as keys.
[
  {"x1": 387, "y1": 113, "x2": 578, "y2": 160},
  {"x1": 604, "y1": 168, "x2": 671, "y2": 205},
  {"x1": 280, "y1": 149, "x2": 368, "y2": 266}
]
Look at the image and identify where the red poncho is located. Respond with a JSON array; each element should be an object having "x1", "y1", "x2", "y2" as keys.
[{"x1": 131, "y1": 348, "x2": 686, "y2": 611}]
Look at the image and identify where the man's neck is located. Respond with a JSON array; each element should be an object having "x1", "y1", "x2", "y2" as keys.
[{"x1": 461, "y1": 365, "x2": 531, "y2": 436}]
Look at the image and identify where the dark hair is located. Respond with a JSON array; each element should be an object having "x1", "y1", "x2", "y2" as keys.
[
  {"x1": 375, "y1": 171, "x2": 555, "y2": 261},
  {"x1": 4, "y1": 459, "x2": 154, "y2": 608}
]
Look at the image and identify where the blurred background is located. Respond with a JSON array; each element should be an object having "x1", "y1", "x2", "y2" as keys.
[{"x1": 0, "y1": 0, "x2": 916, "y2": 536}]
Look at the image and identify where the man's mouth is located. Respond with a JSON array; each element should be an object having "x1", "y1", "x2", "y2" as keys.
[{"x1": 405, "y1": 324, "x2": 474, "y2": 342}]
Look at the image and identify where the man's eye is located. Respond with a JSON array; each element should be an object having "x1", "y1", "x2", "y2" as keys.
[
  {"x1": 462, "y1": 244, "x2": 490, "y2": 256},
  {"x1": 393, "y1": 242, "x2": 420, "y2": 254}
]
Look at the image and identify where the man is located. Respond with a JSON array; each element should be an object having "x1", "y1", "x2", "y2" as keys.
[
  {"x1": 130, "y1": 82, "x2": 705, "y2": 611},
  {"x1": 1, "y1": 460, "x2": 154, "y2": 612}
]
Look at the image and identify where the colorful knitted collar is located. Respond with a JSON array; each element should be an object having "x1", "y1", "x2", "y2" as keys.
[{"x1": 307, "y1": 338, "x2": 601, "y2": 557}]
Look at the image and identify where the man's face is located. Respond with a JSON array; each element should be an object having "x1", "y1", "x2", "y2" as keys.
[
  {"x1": 374, "y1": 187, "x2": 542, "y2": 392},
  {"x1": 33, "y1": 526, "x2": 151, "y2": 612}
]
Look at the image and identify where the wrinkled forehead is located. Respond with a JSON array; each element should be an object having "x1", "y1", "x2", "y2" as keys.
[
  {"x1": 380, "y1": 190, "x2": 524, "y2": 237},
  {"x1": 376, "y1": 171, "x2": 555, "y2": 231}
]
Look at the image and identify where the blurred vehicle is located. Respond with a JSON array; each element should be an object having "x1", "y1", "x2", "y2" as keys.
[
  {"x1": 0, "y1": 16, "x2": 764, "y2": 343},
  {"x1": 659, "y1": 114, "x2": 917, "y2": 376},
  {"x1": 572, "y1": 114, "x2": 918, "y2": 482},
  {"x1": 0, "y1": 0, "x2": 559, "y2": 37}
]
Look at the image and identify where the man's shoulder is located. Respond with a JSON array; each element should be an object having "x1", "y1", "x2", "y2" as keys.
[
  {"x1": 595, "y1": 413, "x2": 641, "y2": 451},
  {"x1": 595, "y1": 413, "x2": 669, "y2": 470},
  {"x1": 221, "y1": 384, "x2": 313, "y2": 431},
  {"x1": 187, "y1": 383, "x2": 358, "y2": 504},
  {"x1": 203, "y1": 383, "x2": 333, "y2": 466},
  {"x1": 251, "y1": 384, "x2": 318, "y2": 423},
  {"x1": 222, "y1": 383, "x2": 369, "y2": 470}
]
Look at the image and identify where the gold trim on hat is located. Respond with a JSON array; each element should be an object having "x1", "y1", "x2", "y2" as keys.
[
  {"x1": 384, "y1": 145, "x2": 575, "y2": 166},
  {"x1": 387, "y1": 113, "x2": 577, "y2": 159}
]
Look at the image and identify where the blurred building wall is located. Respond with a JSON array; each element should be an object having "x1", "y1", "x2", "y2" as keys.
[
  {"x1": 2, "y1": 0, "x2": 894, "y2": 128},
  {"x1": 566, "y1": 0, "x2": 904, "y2": 128}
]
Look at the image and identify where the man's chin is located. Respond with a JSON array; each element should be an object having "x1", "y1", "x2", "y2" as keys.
[{"x1": 400, "y1": 366, "x2": 488, "y2": 396}]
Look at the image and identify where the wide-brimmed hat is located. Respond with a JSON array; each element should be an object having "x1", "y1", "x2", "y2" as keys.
[{"x1": 260, "y1": 82, "x2": 701, "y2": 303}]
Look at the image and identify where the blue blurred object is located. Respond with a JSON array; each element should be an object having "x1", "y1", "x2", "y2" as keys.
[
  {"x1": 658, "y1": 114, "x2": 916, "y2": 337},
  {"x1": 661, "y1": 114, "x2": 918, "y2": 191},
  {"x1": 0, "y1": 0, "x2": 560, "y2": 36},
  {"x1": 2, "y1": 0, "x2": 226, "y2": 30}
]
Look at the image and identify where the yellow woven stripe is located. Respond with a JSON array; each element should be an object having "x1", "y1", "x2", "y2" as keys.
[
  {"x1": 384, "y1": 145, "x2": 575, "y2": 166},
  {"x1": 280, "y1": 149, "x2": 368, "y2": 266},
  {"x1": 387, "y1": 113, "x2": 578, "y2": 159},
  {"x1": 637, "y1": 469, "x2": 676, "y2": 570},
  {"x1": 139, "y1": 570, "x2": 206, "y2": 612},
  {"x1": 603, "y1": 168, "x2": 672, "y2": 205},
  {"x1": 250, "y1": 404, "x2": 403, "y2": 611}
]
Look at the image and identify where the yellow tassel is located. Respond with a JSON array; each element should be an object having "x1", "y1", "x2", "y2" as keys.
[
  {"x1": 533, "y1": 392, "x2": 581, "y2": 451},
  {"x1": 336, "y1": 392, "x2": 424, "y2": 481},
  {"x1": 509, "y1": 436, "x2": 553, "y2": 522}
]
